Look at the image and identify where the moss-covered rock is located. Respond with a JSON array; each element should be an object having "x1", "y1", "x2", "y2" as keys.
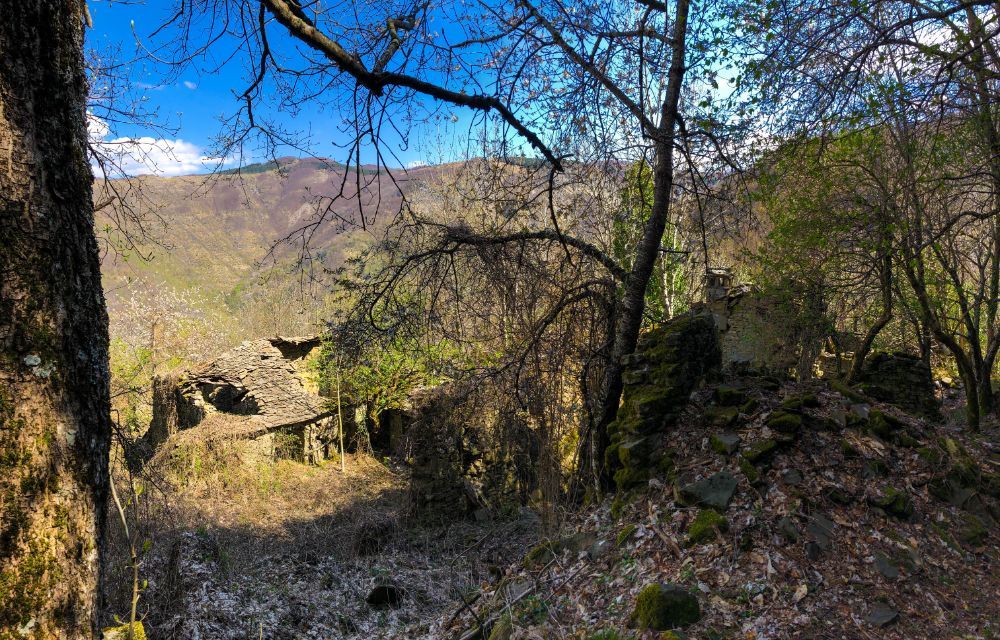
[
  {"x1": 678, "y1": 471, "x2": 738, "y2": 510},
  {"x1": 868, "y1": 488, "x2": 914, "y2": 520},
  {"x1": 704, "y1": 405, "x2": 739, "y2": 428},
  {"x1": 739, "y1": 397, "x2": 760, "y2": 415},
  {"x1": 766, "y1": 410, "x2": 802, "y2": 435},
  {"x1": 743, "y1": 439, "x2": 778, "y2": 464},
  {"x1": 632, "y1": 583, "x2": 700, "y2": 630},
  {"x1": 826, "y1": 486, "x2": 853, "y2": 505},
  {"x1": 524, "y1": 541, "x2": 558, "y2": 568},
  {"x1": 709, "y1": 433, "x2": 741, "y2": 456},
  {"x1": 867, "y1": 410, "x2": 903, "y2": 441},
  {"x1": 686, "y1": 509, "x2": 728, "y2": 546},
  {"x1": 739, "y1": 457, "x2": 761, "y2": 484},
  {"x1": 761, "y1": 376, "x2": 782, "y2": 391},
  {"x1": 958, "y1": 513, "x2": 988, "y2": 546},
  {"x1": 831, "y1": 380, "x2": 868, "y2": 403},
  {"x1": 613, "y1": 466, "x2": 651, "y2": 492},
  {"x1": 781, "y1": 393, "x2": 819, "y2": 411},
  {"x1": 714, "y1": 385, "x2": 747, "y2": 407}
]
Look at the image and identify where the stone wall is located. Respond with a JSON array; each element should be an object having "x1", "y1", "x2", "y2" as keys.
[
  {"x1": 406, "y1": 383, "x2": 542, "y2": 521},
  {"x1": 857, "y1": 351, "x2": 939, "y2": 417},
  {"x1": 703, "y1": 286, "x2": 826, "y2": 379},
  {"x1": 606, "y1": 313, "x2": 722, "y2": 491}
]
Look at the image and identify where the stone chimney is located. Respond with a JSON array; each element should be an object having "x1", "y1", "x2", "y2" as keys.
[{"x1": 703, "y1": 267, "x2": 733, "y2": 302}]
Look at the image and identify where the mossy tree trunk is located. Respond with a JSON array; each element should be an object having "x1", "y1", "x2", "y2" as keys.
[{"x1": 0, "y1": 2, "x2": 111, "y2": 637}]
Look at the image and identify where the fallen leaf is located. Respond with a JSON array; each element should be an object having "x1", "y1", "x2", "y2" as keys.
[{"x1": 793, "y1": 583, "x2": 808, "y2": 603}]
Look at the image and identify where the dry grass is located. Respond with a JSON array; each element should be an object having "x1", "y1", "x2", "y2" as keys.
[{"x1": 101, "y1": 431, "x2": 540, "y2": 638}]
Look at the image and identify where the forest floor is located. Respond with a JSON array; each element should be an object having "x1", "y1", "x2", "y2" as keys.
[
  {"x1": 104, "y1": 452, "x2": 540, "y2": 639},
  {"x1": 439, "y1": 376, "x2": 1000, "y2": 640},
  {"x1": 109, "y1": 376, "x2": 1000, "y2": 640}
]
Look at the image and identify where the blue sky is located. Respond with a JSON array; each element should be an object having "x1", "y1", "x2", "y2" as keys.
[{"x1": 86, "y1": 1, "x2": 451, "y2": 175}]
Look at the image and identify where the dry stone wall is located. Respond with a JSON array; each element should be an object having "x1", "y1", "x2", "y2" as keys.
[{"x1": 606, "y1": 313, "x2": 722, "y2": 491}]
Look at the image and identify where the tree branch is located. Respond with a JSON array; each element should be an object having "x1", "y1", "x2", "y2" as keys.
[
  {"x1": 260, "y1": 0, "x2": 564, "y2": 170},
  {"x1": 442, "y1": 224, "x2": 628, "y2": 282}
]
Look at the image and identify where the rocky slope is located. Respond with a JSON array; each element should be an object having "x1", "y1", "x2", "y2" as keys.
[
  {"x1": 437, "y1": 370, "x2": 1000, "y2": 639},
  {"x1": 115, "y1": 351, "x2": 1000, "y2": 639}
]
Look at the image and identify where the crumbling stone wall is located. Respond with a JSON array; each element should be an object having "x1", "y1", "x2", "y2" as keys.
[
  {"x1": 606, "y1": 313, "x2": 722, "y2": 491},
  {"x1": 407, "y1": 384, "x2": 542, "y2": 521},
  {"x1": 857, "y1": 351, "x2": 939, "y2": 417},
  {"x1": 704, "y1": 286, "x2": 826, "y2": 379},
  {"x1": 144, "y1": 373, "x2": 205, "y2": 451},
  {"x1": 712, "y1": 293, "x2": 797, "y2": 373},
  {"x1": 145, "y1": 336, "x2": 335, "y2": 463}
]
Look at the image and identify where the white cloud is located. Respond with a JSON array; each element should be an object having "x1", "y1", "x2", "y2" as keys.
[
  {"x1": 182, "y1": 80, "x2": 198, "y2": 90},
  {"x1": 88, "y1": 113, "x2": 110, "y2": 139},
  {"x1": 88, "y1": 113, "x2": 231, "y2": 177}
]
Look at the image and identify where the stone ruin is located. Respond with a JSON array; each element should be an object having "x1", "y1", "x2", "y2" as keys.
[
  {"x1": 697, "y1": 268, "x2": 818, "y2": 376},
  {"x1": 145, "y1": 335, "x2": 338, "y2": 463},
  {"x1": 697, "y1": 268, "x2": 939, "y2": 415}
]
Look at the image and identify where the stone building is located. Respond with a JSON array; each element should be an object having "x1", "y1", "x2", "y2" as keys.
[
  {"x1": 145, "y1": 335, "x2": 337, "y2": 463},
  {"x1": 698, "y1": 268, "x2": 823, "y2": 377}
]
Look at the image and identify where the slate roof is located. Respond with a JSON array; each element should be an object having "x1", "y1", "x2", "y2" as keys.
[{"x1": 181, "y1": 335, "x2": 330, "y2": 429}]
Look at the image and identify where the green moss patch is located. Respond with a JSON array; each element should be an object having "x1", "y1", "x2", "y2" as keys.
[
  {"x1": 781, "y1": 393, "x2": 819, "y2": 410},
  {"x1": 709, "y1": 433, "x2": 741, "y2": 456},
  {"x1": 686, "y1": 509, "x2": 728, "y2": 546},
  {"x1": 743, "y1": 439, "x2": 778, "y2": 464},
  {"x1": 617, "y1": 524, "x2": 638, "y2": 546},
  {"x1": 766, "y1": 410, "x2": 802, "y2": 435},
  {"x1": 103, "y1": 623, "x2": 148, "y2": 640},
  {"x1": 831, "y1": 380, "x2": 868, "y2": 403},
  {"x1": 704, "y1": 405, "x2": 739, "y2": 428},
  {"x1": 739, "y1": 457, "x2": 761, "y2": 484},
  {"x1": 631, "y1": 583, "x2": 700, "y2": 631},
  {"x1": 714, "y1": 385, "x2": 747, "y2": 407}
]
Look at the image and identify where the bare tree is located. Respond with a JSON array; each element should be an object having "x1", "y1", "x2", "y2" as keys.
[{"x1": 737, "y1": 0, "x2": 1000, "y2": 427}]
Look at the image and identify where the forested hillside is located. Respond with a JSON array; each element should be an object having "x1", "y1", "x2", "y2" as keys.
[{"x1": 4, "y1": 0, "x2": 1000, "y2": 639}]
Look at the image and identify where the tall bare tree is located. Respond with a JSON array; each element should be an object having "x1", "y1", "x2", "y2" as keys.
[{"x1": 738, "y1": 0, "x2": 1000, "y2": 428}]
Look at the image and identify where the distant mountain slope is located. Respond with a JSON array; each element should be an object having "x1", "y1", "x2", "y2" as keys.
[{"x1": 98, "y1": 157, "x2": 447, "y2": 312}]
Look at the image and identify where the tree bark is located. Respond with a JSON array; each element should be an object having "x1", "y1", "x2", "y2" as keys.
[
  {"x1": 0, "y1": 2, "x2": 111, "y2": 637},
  {"x1": 593, "y1": 0, "x2": 690, "y2": 486}
]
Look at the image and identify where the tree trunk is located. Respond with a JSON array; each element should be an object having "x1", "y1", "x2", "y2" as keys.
[
  {"x1": 0, "y1": 2, "x2": 111, "y2": 637},
  {"x1": 593, "y1": 0, "x2": 690, "y2": 486},
  {"x1": 847, "y1": 255, "x2": 892, "y2": 383}
]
